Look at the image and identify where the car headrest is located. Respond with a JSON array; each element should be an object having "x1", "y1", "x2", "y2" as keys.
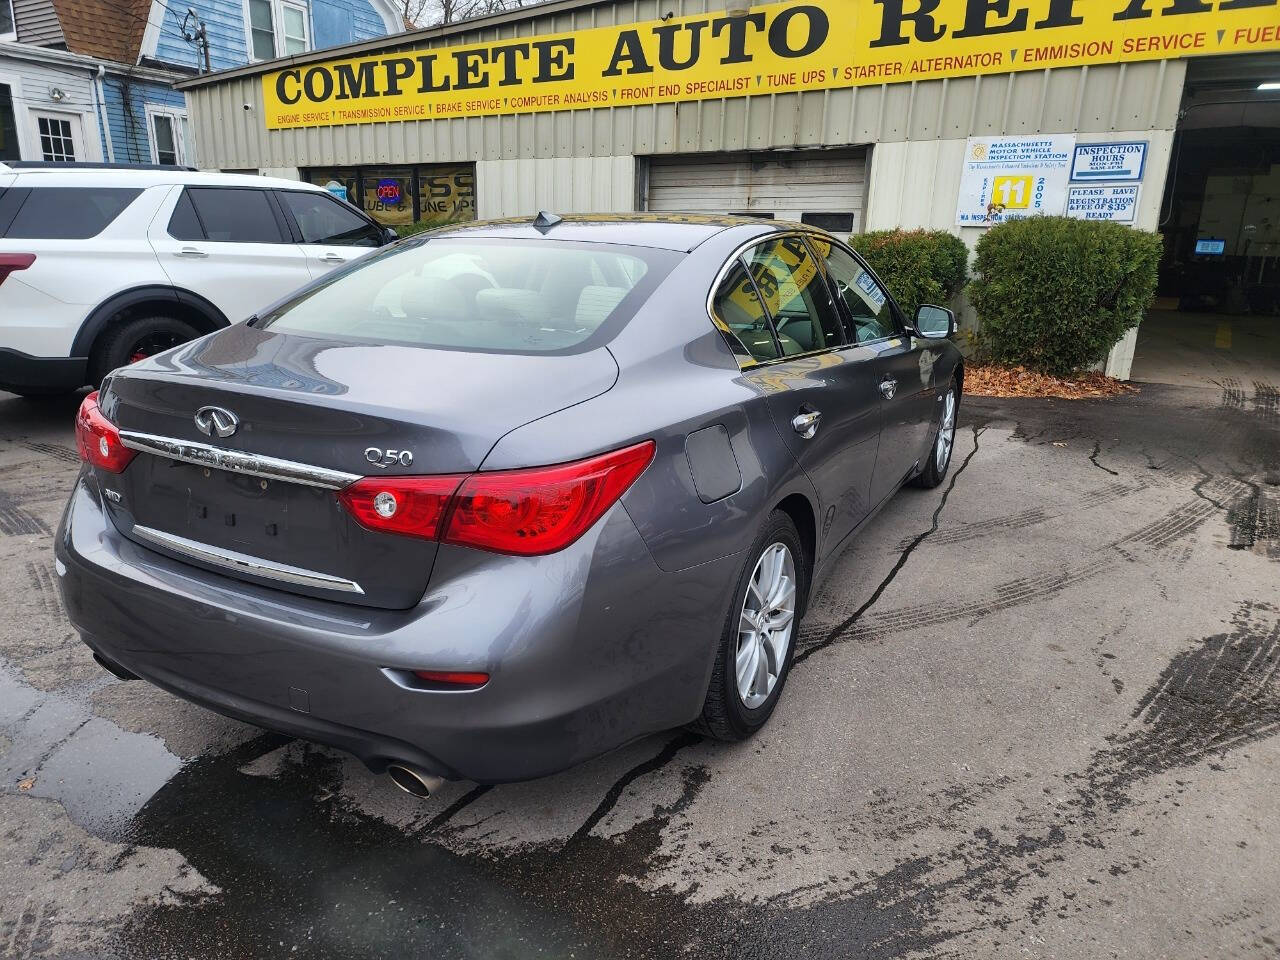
[
  {"x1": 400, "y1": 277, "x2": 467, "y2": 322},
  {"x1": 575, "y1": 285, "x2": 628, "y2": 329},
  {"x1": 475, "y1": 288, "x2": 555, "y2": 324}
]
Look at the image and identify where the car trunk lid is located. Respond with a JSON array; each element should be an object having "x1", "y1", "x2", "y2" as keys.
[{"x1": 100, "y1": 323, "x2": 619, "y2": 609}]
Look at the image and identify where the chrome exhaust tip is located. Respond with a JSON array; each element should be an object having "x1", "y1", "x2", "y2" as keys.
[{"x1": 386, "y1": 764, "x2": 445, "y2": 798}]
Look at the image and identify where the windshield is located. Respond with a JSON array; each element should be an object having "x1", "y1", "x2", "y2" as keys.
[{"x1": 258, "y1": 237, "x2": 677, "y2": 354}]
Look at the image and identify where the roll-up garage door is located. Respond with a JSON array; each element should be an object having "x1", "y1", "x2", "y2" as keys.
[{"x1": 643, "y1": 150, "x2": 867, "y2": 234}]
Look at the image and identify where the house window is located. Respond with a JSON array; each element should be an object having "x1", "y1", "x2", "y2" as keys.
[
  {"x1": 281, "y1": 2, "x2": 308, "y2": 54},
  {"x1": 146, "y1": 108, "x2": 193, "y2": 166},
  {"x1": 0, "y1": 0, "x2": 16, "y2": 41},
  {"x1": 35, "y1": 114, "x2": 76, "y2": 162},
  {"x1": 247, "y1": 0, "x2": 310, "y2": 60},
  {"x1": 0, "y1": 84, "x2": 19, "y2": 162}
]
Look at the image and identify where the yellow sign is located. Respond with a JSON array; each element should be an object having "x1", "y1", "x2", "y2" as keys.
[
  {"x1": 263, "y1": 0, "x2": 1280, "y2": 129},
  {"x1": 992, "y1": 175, "x2": 1034, "y2": 210}
]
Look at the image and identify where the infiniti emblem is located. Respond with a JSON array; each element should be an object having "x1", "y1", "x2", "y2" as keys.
[{"x1": 194, "y1": 405, "x2": 240, "y2": 439}]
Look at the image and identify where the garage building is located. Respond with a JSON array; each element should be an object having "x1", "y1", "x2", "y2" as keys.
[{"x1": 174, "y1": 0, "x2": 1280, "y2": 382}]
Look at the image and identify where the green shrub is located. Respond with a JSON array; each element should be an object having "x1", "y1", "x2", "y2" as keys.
[
  {"x1": 968, "y1": 216, "x2": 1161, "y2": 376},
  {"x1": 848, "y1": 229, "x2": 969, "y2": 320}
]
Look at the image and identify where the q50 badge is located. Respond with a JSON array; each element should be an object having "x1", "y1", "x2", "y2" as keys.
[{"x1": 364, "y1": 447, "x2": 414, "y2": 469}]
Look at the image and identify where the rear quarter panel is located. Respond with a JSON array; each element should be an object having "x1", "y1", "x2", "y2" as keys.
[{"x1": 480, "y1": 229, "x2": 819, "y2": 574}]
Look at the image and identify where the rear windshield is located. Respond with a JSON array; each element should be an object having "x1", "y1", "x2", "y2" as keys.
[
  {"x1": 257, "y1": 237, "x2": 678, "y2": 354},
  {"x1": 1, "y1": 188, "x2": 142, "y2": 239}
]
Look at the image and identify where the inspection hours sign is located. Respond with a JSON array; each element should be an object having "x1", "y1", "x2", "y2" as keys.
[
  {"x1": 955, "y1": 135, "x2": 1075, "y2": 227},
  {"x1": 1071, "y1": 142, "x2": 1148, "y2": 182}
]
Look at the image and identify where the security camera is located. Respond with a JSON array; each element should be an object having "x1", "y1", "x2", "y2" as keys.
[{"x1": 243, "y1": 102, "x2": 252, "y2": 111}]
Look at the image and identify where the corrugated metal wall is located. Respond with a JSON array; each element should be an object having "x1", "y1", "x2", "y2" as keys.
[{"x1": 182, "y1": 0, "x2": 1188, "y2": 171}]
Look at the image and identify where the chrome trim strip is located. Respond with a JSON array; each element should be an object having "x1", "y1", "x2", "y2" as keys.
[
  {"x1": 130, "y1": 525, "x2": 366, "y2": 595},
  {"x1": 119, "y1": 431, "x2": 361, "y2": 490}
]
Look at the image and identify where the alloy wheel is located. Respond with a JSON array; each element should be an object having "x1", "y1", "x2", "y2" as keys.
[
  {"x1": 936, "y1": 388, "x2": 956, "y2": 472},
  {"x1": 736, "y1": 542, "x2": 797, "y2": 709},
  {"x1": 128, "y1": 331, "x2": 186, "y2": 364}
]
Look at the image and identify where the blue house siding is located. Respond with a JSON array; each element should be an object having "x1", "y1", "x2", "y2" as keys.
[
  {"x1": 102, "y1": 75, "x2": 187, "y2": 164},
  {"x1": 153, "y1": 0, "x2": 392, "y2": 74}
]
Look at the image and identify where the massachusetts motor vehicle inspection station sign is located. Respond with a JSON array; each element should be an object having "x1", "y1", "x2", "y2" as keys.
[{"x1": 262, "y1": 0, "x2": 1280, "y2": 129}]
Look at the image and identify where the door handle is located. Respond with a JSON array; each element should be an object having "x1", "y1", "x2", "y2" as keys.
[
  {"x1": 879, "y1": 377, "x2": 898, "y2": 400},
  {"x1": 791, "y1": 409, "x2": 822, "y2": 439},
  {"x1": 320, "y1": 253, "x2": 345, "y2": 263},
  {"x1": 176, "y1": 246, "x2": 208, "y2": 259}
]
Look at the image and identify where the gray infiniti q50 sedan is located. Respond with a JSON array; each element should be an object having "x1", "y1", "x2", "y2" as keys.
[{"x1": 56, "y1": 214, "x2": 962, "y2": 794}]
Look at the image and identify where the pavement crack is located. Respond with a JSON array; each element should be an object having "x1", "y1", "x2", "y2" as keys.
[
  {"x1": 562, "y1": 731, "x2": 700, "y2": 851},
  {"x1": 1089, "y1": 441, "x2": 1120, "y2": 477},
  {"x1": 795, "y1": 424, "x2": 984, "y2": 667},
  {"x1": 417, "y1": 784, "x2": 493, "y2": 835}
]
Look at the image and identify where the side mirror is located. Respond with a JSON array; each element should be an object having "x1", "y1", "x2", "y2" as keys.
[
  {"x1": 382, "y1": 226, "x2": 399, "y2": 244},
  {"x1": 914, "y1": 304, "x2": 955, "y2": 339}
]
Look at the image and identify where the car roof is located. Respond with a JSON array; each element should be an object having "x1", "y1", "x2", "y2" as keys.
[
  {"x1": 421, "y1": 213, "x2": 803, "y2": 252},
  {"x1": 0, "y1": 166, "x2": 328, "y2": 192}
]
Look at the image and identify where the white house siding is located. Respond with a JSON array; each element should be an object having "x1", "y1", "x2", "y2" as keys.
[{"x1": 0, "y1": 44, "x2": 105, "y2": 162}]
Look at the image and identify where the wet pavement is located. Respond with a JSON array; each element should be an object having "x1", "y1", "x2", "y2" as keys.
[{"x1": 1, "y1": 379, "x2": 1278, "y2": 959}]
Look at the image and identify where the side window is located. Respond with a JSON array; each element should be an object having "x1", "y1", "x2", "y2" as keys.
[
  {"x1": 744, "y1": 236, "x2": 845, "y2": 355},
  {"x1": 167, "y1": 190, "x2": 204, "y2": 240},
  {"x1": 821, "y1": 243, "x2": 898, "y2": 344},
  {"x1": 710, "y1": 259, "x2": 781, "y2": 364},
  {"x1": 281, "y1": 191, "x2": 382, "y2": 247},
  {"x1": 3, "y1": 188, "x2": 141, "y2": 239},
  {"x1": 186, "y1": 188, "x2": 284, "y2": 244}
]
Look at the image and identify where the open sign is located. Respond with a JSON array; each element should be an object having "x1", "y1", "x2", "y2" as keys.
[{"x1": 375, "y1": 179, "x2": 402, "y2": 204}]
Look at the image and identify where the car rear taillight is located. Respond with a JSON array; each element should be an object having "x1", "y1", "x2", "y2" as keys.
[
  {"x1": 75, "y1": 391, "x2": 137, "y2": 474},
  {"x1": 443, "y1": 441, "x2": 655, "y2": 555},
  {"x1": 336, "y1": 440, "x2": 655, "y2": 556},
  {"x1": 0, "y1": 253, "x2": 35, "y2": 287},
  {"x1": 337, "y1": 475, "x2": 465, "y2": 541}
]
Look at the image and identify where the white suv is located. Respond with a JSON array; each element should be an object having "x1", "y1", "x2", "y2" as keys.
[{"x1": 0, "y1": 163, "x2": 394, "y2": 396}]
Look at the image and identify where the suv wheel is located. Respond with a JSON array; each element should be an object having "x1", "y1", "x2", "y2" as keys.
[
  {"x1": 91, "y1": 316, "x2": 199, "y2": 385},
  {"x1": 693, "y1": 510, "x2": 807, "y2": 741}
]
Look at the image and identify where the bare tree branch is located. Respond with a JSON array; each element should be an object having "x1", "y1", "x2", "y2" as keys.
[{"x1": 406, "y1": 0, "x2": 535, "y2": 28}]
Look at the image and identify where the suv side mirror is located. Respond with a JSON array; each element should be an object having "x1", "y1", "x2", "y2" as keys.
[
  {"x1": 381, "y1": 226, "x2": 399, "y2": 244},
  {"x1": 914, "y1": 304, "x2": 955, "y2": 339}
]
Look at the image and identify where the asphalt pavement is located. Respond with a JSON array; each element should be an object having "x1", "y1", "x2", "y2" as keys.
[{"x1": 1, "y1": 378, "x2": 1277, "y2": 959}]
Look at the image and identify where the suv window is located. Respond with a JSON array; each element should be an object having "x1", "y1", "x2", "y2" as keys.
[
  {"x1": 744, "y1": 236, "x2": 845, "y2": 355},
  {"x1": 167, "y1": 189, "x2": 203, "y2": 240},
  {"x1": 710, "y1": 259, "x2": 780, "y2": 364},
  {"x1": 1, "y1": 188, "x2": 141, "y2": 239},
  {"x1": 281, "y1": 191, "x2": 382, "y2": 246},
  {"x1": 820, "y1": 243, "x2": 898, "y2": 344},
  {"x1": 185, "y1": 187, "x2": 284, "y2": 243}
]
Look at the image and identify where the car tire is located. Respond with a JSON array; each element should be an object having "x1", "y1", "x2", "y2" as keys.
[
  {"x1": 910, "y1": 376, "x2": 960, "y2": 490},
  {"x1": 693, "y1": 510, "x2": 807, "y2": 741},
  {"x1": 90, "y1": 316, "x2": 200, "y2": 385}
]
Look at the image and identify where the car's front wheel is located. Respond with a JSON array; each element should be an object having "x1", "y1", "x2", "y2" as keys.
[{"x1": 695, "y1": 510, "x2": 806, "y2": 740}]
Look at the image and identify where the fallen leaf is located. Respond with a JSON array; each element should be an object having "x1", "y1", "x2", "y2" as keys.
[
  {"x1": 17, "y1": 777, "x2": 35, "y2": 791},
  {"x1": 964, "y1": 363, "x2": 1139, "y2": 400}
]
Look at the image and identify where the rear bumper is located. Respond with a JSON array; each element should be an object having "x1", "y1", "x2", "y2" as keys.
[
  {"x1": 55, "y1": 469, "x2": 737, "y2": 783},
  {"x1": 0, "y1": 349, "x2": 87, "y2": 394}
]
